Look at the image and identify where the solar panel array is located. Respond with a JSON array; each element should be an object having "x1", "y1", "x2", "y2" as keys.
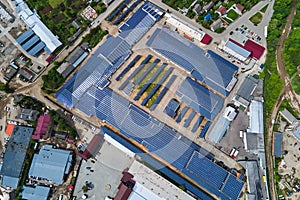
[
  {"x1": 164, "y1": 98, "x2": 180, "y2": 118},
  {"x1": 106, "y1": 0, "x2": 131, "y2": 22},
  {"x1": 116, "y1": 55, "x2": 141, "y2": 81},
  {"x1": 134, "y1": 58, "x2": 160, "y2": 85},
  {"x1": 141, "y1": 67, "x2": 173, "y2": 106},
  {"x1": 57, "y1": 2, "x2": 162, "y2": 108},
  {"x1": 113, "y1": 0, "x2": 142, "y2": 25},
  {"x1": 150, "y1": 75, "x2": 177, "y2": 111},
  {"x1": 184, "y1": 111, "x2": 196, "y2": 128},
  {"x1": 72, "y1": 86, "x2": 243, "y2": 199},
  {"x1": 199, "y1": 121, "x2": 211, "y2": 138},
  {"x1": 191, "y1": 116, "x2": 204, "y2": 133},
  {"x1": 146, "y1": 28, "x2": 238, "y2": 96},
  {"x1": 134, "y1": 62, "x2": 166, "y2": 101},
  {"x1": 176, "y1": 106, "x2": 189, "y2": 123},
  {"x1": 176, "y1": 77, "x2": 224, "y2": 120}
]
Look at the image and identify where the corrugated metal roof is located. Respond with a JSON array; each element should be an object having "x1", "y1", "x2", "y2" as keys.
[
  {"x1": 22, "y1": 186, "x2": 50, "y2": 200},
  {"x1": 28, "y1": 145, "x2": 72, "y2": 184},
  {"x1": 224, "y1": 40, "x2": 251, "y2": 59},
  {"x1": 248, "y1": 100, "x2": 264, "y2": 134},
  {"x1": 273, "y1": 132, "x2": 282, "y2": 157},
  {"x1": 0, "y1": 126, "x2": 34, "y2": 188}
]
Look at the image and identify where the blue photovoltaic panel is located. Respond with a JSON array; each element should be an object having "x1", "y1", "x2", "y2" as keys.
[
  {"x1": 28, "y1": 41, "x2": 46, "y2": 56},
  {"x1": 146, "y1": 28, "x2": 238, "y2": 96},
  {"x1": 106, "y1": 0, "x2": 131, "y2": 21},
  {"x1": 176, "y1": 106, "x2": 189, "y2": 123},
  {"x1": 186, "y1": 151, "x2": 228, "y2": 189},
  {"x1": 134, "y1": 58, "x2": 160, "y2": 85},
  {"x1": 199, "y1": 121, "x2": 211, "y2": 138},
  {"x1": 71, "y1": 86, "x2": 243, "y2": 200},
  {"x1": 141, "y1": 66, "x2": 173, "y2": 106},
  {"x1": 116, "y1": 55, "x2": 141, "y2": 81},
  {"x1": 191, "y1": 116, "x2": 203, "y2": 133},
  {"x1": 221, "y1": 174, "x2": 244, "y2": 200},
  {"x1": 113, "y1": 0, "x2": 142, "y2": 25},
  {"x1": 150, "y1": 75, "x2": 176, "y2": 111},
  {"x1": 176, "y1": 77, "x2": 224, "y2": 120},
  {"x1": 164, "y1": 98, "x2": 180, "y2": 118},
  {"x1": 134, "y1": 63, "x2": 166, "y2": 101},
  {"x1": 184, "y1": 111, "x2": 196, "y2": 128},
  {"x1": 16, "y1": 29, "x2": 35, "y2": 45},
  {"x1": 119, "y1": 55, "x2": 152, "y2": 90},
  {"x1": 22, "y1": 35, "x2": 40, "y2": 51}
]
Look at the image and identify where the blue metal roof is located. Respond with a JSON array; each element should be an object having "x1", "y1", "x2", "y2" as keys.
[
  {"x1": 273, "y1": 132, "x2": 283, "y2": 157},
  {"x1": 176, "y1": 77, "x2": 224, "y2": 120},
  {"x1": 146, "y1": 28, "x2": 238, "y2": 96},
  {"x1": 22, "y1": 35, "x2": 40, "y2": 51},
  {"x1": 164, "y1": 98, "x2": 180, "y2": 118},
  {"x1": 225, "y1": 41, "x2": 251, "y2": 58},
  {"x1": 28, "y1": 145, "x2": 72, "y2": 185},
  {"x1": 72, "y1": 86, "x2": 243, "y2": 200},
  {"x1": 22, "y1": 186, "x2": 50, "y2": 200},
  {"x1": 16, "y1": 29, "x2": 35, "y2": 45},
  {"x1": 28, "y1": 41, "x2": 46, "y2": 56},
  {"x1": 0, "y1": 126, "x2": 34, "y2": 188}
]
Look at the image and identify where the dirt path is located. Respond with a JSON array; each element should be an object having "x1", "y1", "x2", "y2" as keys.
[{"x1": 266, "y1": 1, "x2": 299, "y2": 200}]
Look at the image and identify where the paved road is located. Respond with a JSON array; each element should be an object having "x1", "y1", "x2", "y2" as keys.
[
  {"x1": 266, "y1": 1, "x2": 299, "y2": 200},
  {"x1": 149, "y1": 0, "x2": 272, "y2": 44}
]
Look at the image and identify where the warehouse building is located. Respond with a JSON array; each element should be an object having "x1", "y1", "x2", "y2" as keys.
[
  {"x1": 0, "y1": 126, "x2": 34, "y2": 188},
  {"x1": 28, "y1": 145, "x2": 73, "y2": 185},
  {"x1": 21, "y1": 186, "x2": 50, "y2": 200},
  {"x1": 15, "y1": 0, "x2": 62, "y2": 53}
]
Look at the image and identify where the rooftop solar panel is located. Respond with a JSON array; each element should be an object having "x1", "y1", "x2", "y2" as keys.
[
  {"x1": 147, "y1": 28, "x2": 238, "y2": 96},
  {"x1": 176, "y1": 77, "x2": 224, "y2": 120}
]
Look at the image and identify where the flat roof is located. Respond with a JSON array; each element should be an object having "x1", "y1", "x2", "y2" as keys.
[
  {"x1": 28, "y1": 145, "x2": 72, "y2": 184},
  {"x1": 128, "y1": 160, "x2": 195, "y2": 200},
  {"x1": 273, "y1": 132, "x2": 283, "y2": 157},
  {"x1": 0, "y1": 126, "x2": 34, "y2": 188},
  {"x1": 21, "y1": 186, "x2": 50, "y2": 200},
  {"x1": 146, "y1": 28, "x2": 238, "y2": 96},
  {"x1": 235, "y1": 75, "x2": 259, "y2": 103},
  {"x1": 5, "y1": 124, "x2": 15, "y2": 135},
  {"x1": 248, "y1": 100, "x2": 264, "y2": 134},
  {"x1": 176, "y1": 77, "x2": 224, "y2": 120}
]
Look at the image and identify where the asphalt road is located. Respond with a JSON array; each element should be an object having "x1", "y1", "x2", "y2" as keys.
[{"x1": 266, "y1": 1, "x2": 299, "y2": 200}]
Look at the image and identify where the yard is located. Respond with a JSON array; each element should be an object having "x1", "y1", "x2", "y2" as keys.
[
  {"x1": 26, "y1": 0, "x2": 106, "y2": 44},
  {"x1": 226, "y1": 9, "x2": 239, "y2": 20},
  {"x1": 249, "y1": 12, "x2": 263, "y2": 25}
]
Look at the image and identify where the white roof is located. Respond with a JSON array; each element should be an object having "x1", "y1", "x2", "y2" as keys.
[
  {"x1": 128, "y1": 182, "x2": 165, "y2": 200},
  {"x1": 128, "y1": 160, "x2": 195, "y2": 200},
  {"x1": 248, "y1": 100, "x2": 264, "y2": 134},
  {"x1": 223, "y1": 40, "x2": 251, "y2": 62},
  {"x1": 15, "y1": 0, "x2": 62, "y2": 53},
  {"x1": 165, "y1": 14, "x2": 205, "y2": 41}
]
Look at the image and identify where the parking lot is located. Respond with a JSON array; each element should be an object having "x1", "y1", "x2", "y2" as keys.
[{"x1": 73, "y1": 141, "x2": 134, "y2": 199}]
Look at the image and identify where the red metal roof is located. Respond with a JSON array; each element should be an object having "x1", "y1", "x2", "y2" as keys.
[
  {"x1": 229, "y1": 39, "x2": 265, "y2": 59},
  {"x1": 32, "y1": 114, "x2": 51, "y2": 140},
  {"x1": 115, "y1": 184, "x2": 132, "y2": 200},
  {"x1": 79, "y1": 134, "x2": 102, "y2": 160},
  {"x1": 200, "y1": 34, "x2": 212, "y2": 44}
]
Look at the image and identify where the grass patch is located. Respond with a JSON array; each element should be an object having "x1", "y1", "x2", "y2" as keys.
[
  {"x1": 250, "y1": 12, "x2": 263, "y2": 25},
  {"x1": 260, "y1": 4, "x2": 268, "y2": 13},
  {"x1": 227, "y1": 9, "x2": 239, "y2": 20},
  {"x1": 291, "y1": 76, "x2": 300, "y2": 95},
  {"x1": 48, "y1": 0, "x2": 63, "y2": 8},
  {"x1": 133, "y1": 63, "x2": 152, "y2": 83},
  {"x1": 162, "y1": 0, "x2": 194, "y2": 10}
]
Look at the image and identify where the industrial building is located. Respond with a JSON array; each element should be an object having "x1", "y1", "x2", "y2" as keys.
[
  {"x1": 32, "y1": 113, "x2": 52, "y2": 140},
  {"x1": 273, "y1": 132, "x2": 283, "y2": 157},
  {"x1": 146, "y1": 28, "x2": 238, "y2": 96},
  {"x1": 78, "y1": 134, "x2": 102, "y2": 160},
  {"x1": 0, "y1": 126, "x2": 34, "y2": 188},
  {"x1": 222, "y1": 39, "x2": 265, "y2": 61},
  {"x1": 15, "y1": 0, "x2": 62, "y2": 53},
  {"x1": 165, "y1": 13, "x2": 212, "y2": 44},
  {"x1": 233, "y1": 75, "x2": 259, "y2": 108},
  {"x1": 16, "y1": 29, "x2": 46, "y2": 56},
  {"x1": 21, "y1": 186, "x2": 50, "y2": 200},
  {"x1": 56, "y1": 43, "x2": 89, "y2": 78},
  {"x1": 28, "y1": 145, "x2": 73, "y2": 185},
  {"x1": 57, "y1": 2, "x2": 244, "y2": 199}
]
